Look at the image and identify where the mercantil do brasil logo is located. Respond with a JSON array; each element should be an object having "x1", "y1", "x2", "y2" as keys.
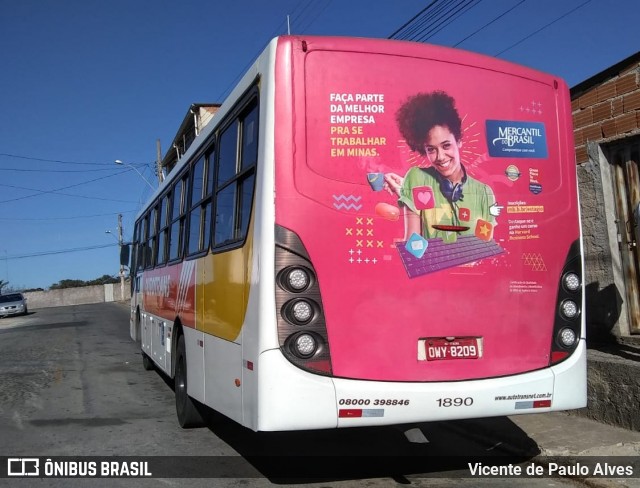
[{"x1": 486, "y1": 120, "x2": 548, "y2": 159}]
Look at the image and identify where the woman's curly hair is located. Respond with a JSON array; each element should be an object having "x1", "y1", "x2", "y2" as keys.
[{"x1": 396, "y1": 91, "x2": 462, "y2": 155}]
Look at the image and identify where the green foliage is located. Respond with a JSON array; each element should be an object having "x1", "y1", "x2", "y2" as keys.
[{"x1": 50, "y1": 275, "x2": 119, "y2": 290}]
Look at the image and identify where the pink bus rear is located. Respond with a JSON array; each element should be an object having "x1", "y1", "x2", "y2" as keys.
[{"x1": 271, "y1": 36, "x2": 582, "y2": 386}]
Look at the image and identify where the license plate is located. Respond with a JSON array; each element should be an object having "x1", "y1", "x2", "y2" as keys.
[{"x1": 420, "y1": 337, "x2": 481, "y2": 361}]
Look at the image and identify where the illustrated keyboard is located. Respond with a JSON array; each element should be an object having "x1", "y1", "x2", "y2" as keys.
[{"x1": 395, "y1": 235, "x2": 505, "y2": 278}]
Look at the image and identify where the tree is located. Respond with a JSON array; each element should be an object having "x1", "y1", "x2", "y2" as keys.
[
  {"x1": 87, "y1": 274, "x2": 119, "y2": 286},
  {"x1": 50, "y1": 279, "x2": 85, "y2": 290},
  {"x1": 49, "y1": 275, "x2": 120, "y2": 290}
]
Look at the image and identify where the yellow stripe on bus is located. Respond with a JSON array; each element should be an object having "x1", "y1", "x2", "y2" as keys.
[{"x1": 195, "y1": 222, "x2": 254, "y2": 342}]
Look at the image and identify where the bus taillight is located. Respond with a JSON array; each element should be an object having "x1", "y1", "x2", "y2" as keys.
[
  {"x1": 275, "y1": 225, "x2": 333, "y2": 375},
  {"x1": 550, "y1": 240, "x2": 583, "y2": 365}
]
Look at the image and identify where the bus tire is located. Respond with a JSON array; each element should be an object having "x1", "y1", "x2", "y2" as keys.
[
  {"x1": 142, "y1": 351, "x2": 154, "y2": 371},
  {"x1": 175, "y1": 335, "x2": 204, "y2": 428}
]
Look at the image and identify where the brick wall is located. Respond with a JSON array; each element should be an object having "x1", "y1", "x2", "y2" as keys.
[{"x1": 572, "y1": 63, "x2": 640, "y2": 164}]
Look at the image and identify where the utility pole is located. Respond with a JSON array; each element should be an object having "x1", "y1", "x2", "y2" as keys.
[
  {"x1": 118, "y1": 213, "x2": 125, "y2": 300},
  {"x1": 156, "y1": 139, "x2": 164, "y2": 184}
]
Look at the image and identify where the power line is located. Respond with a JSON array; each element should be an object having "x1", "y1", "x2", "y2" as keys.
[
  {"x1": 0, "y1": 152, "x2": 148, "y2": 167},
  {"x1": 5, "y1": 243, "x2": 118, "y2": 261},
  {"x1": 390, "y1": 0, "x2": 592, "y2": 63},
  {"x1": 392, "y1": 0, "x2": 456, "y2": 41},
  {"x1": 453, "y1": 0, "x2": 526, "y2": 47},
  {"x1": 494, "y1": 0, "x2": 593, "y2": 56},
  {"x1": 0, "y1": 210, "x2": 137, "y2": 222},
  {"x1": 294, "y1": 0, "x2": 333, "y2": 34},
  {"x1": 0, "y1": 182, "x2": 140, "y2": 204},
  {"x1": 289, "y1": 0, "x2": 320, "y2": 33},
  {"x1": 0, "y1": 167, "x2": 126, "y2": 173},
  {"x1": 389, "y1": 0, "x2": 484, "y2": 43},
  {"x1": 215, "y1": 0, "x2": 322, "y2": 102},
  {"x1": 388, "y1": 0, "x2": 439, "y2": 39},
  {"x1": 414, "y1": 0, "x2": 482, "y2": 43},
  {"x1": 0, "y1": 170, "x2": 138, "y2": 204}
]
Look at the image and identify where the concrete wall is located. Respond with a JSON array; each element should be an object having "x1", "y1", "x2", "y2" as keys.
[
  {"x1": 24, "y1": 282, "x2": 131, "y2": 309},
  {"x1": 574, "y1": 347, "x2": 640, "y2": 432}
]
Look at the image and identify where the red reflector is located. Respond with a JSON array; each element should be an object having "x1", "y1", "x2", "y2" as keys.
[
  {"x1": 534, "y1": 400, "x2": 552, "y2": 408},
  {"x1": 305, "y1": 360, "x2": 332, "y2": 374},
  {"x1": 338, "y1": 409, "x2": 362, "y2": 418},
  {"x1": 550, "y1": 351, "x2": 569, "y2": 364}
]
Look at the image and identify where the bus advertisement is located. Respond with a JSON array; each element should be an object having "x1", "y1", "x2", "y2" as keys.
[{"x1": 129, "y1": 36, "x2": 585, "y2": 432}]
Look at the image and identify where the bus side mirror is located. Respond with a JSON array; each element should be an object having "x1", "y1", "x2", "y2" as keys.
[{"x1": 120, "y1": 244, "x2": 130, "y2": 267}]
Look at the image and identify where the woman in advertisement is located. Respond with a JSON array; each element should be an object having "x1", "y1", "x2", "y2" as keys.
[{"x1": 384, "y1": 90, "x2": 501, "y2": 241}]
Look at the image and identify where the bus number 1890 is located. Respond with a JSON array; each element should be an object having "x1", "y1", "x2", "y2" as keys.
[{"x1": 436, "y1": 397, "x2": 474, "y2": 407}]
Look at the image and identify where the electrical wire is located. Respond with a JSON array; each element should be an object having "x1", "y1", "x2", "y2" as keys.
[
  {"x1": 390, "y1": 0, "x2": 483, "y2": 43},
  {"x1": 390, "y1": 0, "x2": 592, "y2": 62},
  {"x1": 414, "y1": 0, "x2": 482, "y2": 43},
  {"x1": 393, "y1": 0, "x2": 456, "y2": 41},
  {"x1": 453, "y1": 0, "x2": 526, "y2": 47},
  {"x1": 0, "y1": 152, "x2": 148, "y2": 168},
  {"x1": 5, "y1": 243, "x2": 118, "y2": 261},
  {"x1": 495, "y1": 0, "x2": 593, "y2": 56},
  {"x1": 0, "y1": 167, "x2": 128, "y2": 173},
  {"x1": 215, "y1": 0, "x2": 332, "y2": 102},
  {"x1": 0, "y1": 169, "x2": 143, "y2": 204},
  {"x1": 388, "y1": 0, "x2": 439, "y2": 39},
  {"x1": 0, "y1": 210, "x2": 137, "y2": 222},
  {"x1": 0, "y1": 186, "x2": 140, "y2": 205},
  {"x1": 294, "y1": 0, "x2": 332, "y2": 34}
]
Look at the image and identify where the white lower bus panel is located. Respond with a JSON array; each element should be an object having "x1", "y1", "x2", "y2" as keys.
[{"x1": 256, "y1": 340, "x2": 586, "y2": 431}]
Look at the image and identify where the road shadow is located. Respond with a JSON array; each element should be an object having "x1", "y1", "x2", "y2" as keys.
[
  {"x1": 0, "y1": 310, "x2": 35, "y2": 319},
  {"x1": 585, "y1": 282, "x2": 640, "y2": 361},
  {"x1": 585, "y1": 282, "x2": 622, "y2": 345},
  {"x1": 153, "y1": 353, "x2": 539, "y2": 482},
  {"x1": 196, "y1": 408, "x2": 539, "y2": 483}
]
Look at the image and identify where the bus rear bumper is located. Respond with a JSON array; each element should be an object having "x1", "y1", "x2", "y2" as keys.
[{"x1": 256, "y1": 342, "x2": 587, "y2": 431}]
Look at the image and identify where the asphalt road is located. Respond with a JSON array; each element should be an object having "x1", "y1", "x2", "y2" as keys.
[{"x1": 0, "y1": 303, "x2": 588, "y2": 487}]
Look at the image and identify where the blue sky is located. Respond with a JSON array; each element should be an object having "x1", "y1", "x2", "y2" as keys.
[{"x1": 0, "y1": 0, "x2": 638, "y2": 290}]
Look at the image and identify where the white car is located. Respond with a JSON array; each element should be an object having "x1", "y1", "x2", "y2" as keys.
[{"x1": 0, "y1": 293, "x2": 28, "y2": 317}]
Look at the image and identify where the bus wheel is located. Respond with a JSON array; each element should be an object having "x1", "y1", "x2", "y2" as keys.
[
  {"x1": 175, "y1": 335, "x2": 204, "y2": 428},
  {"x1": 142, "y1": 351, "x2": 154, "y2": 371}
]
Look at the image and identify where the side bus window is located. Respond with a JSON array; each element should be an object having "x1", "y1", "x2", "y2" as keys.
[
  {"x1": 213, "y1": 96, "x2": 258, "y2": 249},
  {"x1": 218, "y1": 119, "x2": 239, "y2": 186},
  {"x1": 187, "y1": 155, "x2": 208, "y2": 256},
  {"x1": 203, "y1": 146, "x2": 216, "y2": 250},
  {"x1": 168, "y1": 174, "x2": 188, "y2": 262},
  {"x1": 146, "y1": 206, "x2": 157, "y2": 269},
  {"x1": 132, "y1": 221, "x2": 141, "y2": 274},
  {"x1": 141, "y1": 214, "x2": 149, "y2": 269},
  {"x1": 157, "y1": 193, "x2": 169, "y2": 265}
]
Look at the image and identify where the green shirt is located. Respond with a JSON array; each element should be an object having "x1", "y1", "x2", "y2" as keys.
[{"x1": 398, "y1": 166, "x2": 496, "y2": 240}]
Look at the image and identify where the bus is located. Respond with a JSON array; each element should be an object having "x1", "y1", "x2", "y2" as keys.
[{"x1": 127, "y1": 35, "x2": 585, "y2": 432}]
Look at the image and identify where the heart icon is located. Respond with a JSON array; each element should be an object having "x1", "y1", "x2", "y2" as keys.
[
  {"x1": 417, "y1": 191, "x2": 431, "y2": 205},
  {"x1": 413, "y1": 186, "x2": 435, "y2": 210}
]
